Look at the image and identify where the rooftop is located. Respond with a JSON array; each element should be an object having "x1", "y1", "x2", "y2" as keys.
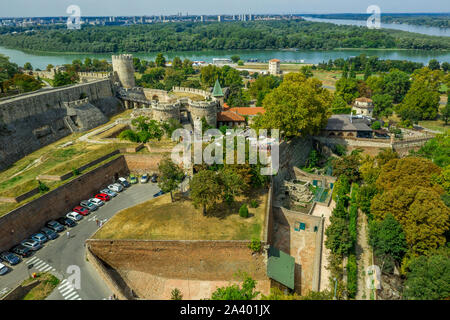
[
  {"x1": 227, "y1": 107, "x2": 266, "y2": 116},
  {"x1": 324, "y1": 114, "x2": 372, "y2": 132},
  {"x1": 267, "y1": 246, "x2": 295, "y2": 290},
  {"x1": 217, "y1": 110, "x2": 246, "y2": 122},
  {"x1": 212, "y1": 79, "x2": 224, "y2": 97}
]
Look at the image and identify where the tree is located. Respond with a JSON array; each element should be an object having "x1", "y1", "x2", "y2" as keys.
[
  {"x1": 332, "y1": 153, "x2": 361, "y2": 183},
  {"x1": 53, "y1": 71, "x2": 77, "y2": 87},
  {"x1": 325, "y1": 216, "x2": 352, "y2": 257},
  {"x1": 403, "y1": 246, "x2": 450, "y2": 300},
  {"x1": 442, "y1": 62, "x2": 450, "y2": 72},
  {"x1": 45, "y1": 64, "x2": 54, "y2": 72},
  {"x1": 397, "y1": 67, "x2": 442, "y2": 121},
  {"x1": 254, "y1": 72, "x2": 332, "y2": 139},
  {"x1": 442, "y1": 95, "x2": 450, "y2": 125},
  {"x1": 158, "y1": 158, "x2": 185, "y2": 202},
  {"x1": 383, "y1": 69, "x2": 411, "y2": 103},
  {"x1": 372, "y1": 94, "x2": 394, "y2": 117},
  {"x1": 172, "y1": 56, "x2": 182, "y2": 70},
  {"x1": 218, "y1": 167, "x2": 245, "y2": 205},
  {"x1": 335, "y1": 77, "x2": 359, "y2": 104},
  {"x1": 23, "y1": 62, "x2": 33, "y2": 70},
  {"x1": 3, "y1": 73, "x2": 42, "y2": 93},
  {"x1": 248, "y1": 75, "x2": 281, "y2": 106},
  {"x1": 416, "y1": 132, "x2": 450, "y2": 168},
  {"x1": 155, "y1": 53, "x2": 166, "y2": 67},
  {"x1": 211, "y1": 275, "x2": 259, "y2": 300},
  {"x1": 190, "y1": 169, "x2": 221, "y2": 215},
  {"x1": 230, "y1": 55, "x2": 240, "y2": 63},
  {"x1": 369, "y1": 214, "x2": 408, "y2": 272},
  {"x1": 428, "y1": 59, "x2": 441, "y2": 71},
  {"x1": 371, "y1": 121, "x2": 381, "y2": 130}
]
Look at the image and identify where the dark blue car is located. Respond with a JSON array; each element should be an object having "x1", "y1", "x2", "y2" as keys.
[
  {"x1": 41, "y1": 227, "x2": 59, "y2": 240},
  {"x1": 153, "y1": 190, "x2": 165, "y2": 198},
  {"x1": 0, "y1": 251, "x2": 21, "y2": 266}
]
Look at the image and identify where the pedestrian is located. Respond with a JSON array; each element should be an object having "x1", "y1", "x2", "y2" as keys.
[
  {"x1": 66, "y1": 230, "x2": 70, "y2": 239},
  {"x1": 96, "y1": 219, "x2": 99, "y2": 227},
  {"x1": 99, "y1": 220, "x2": 103, "y2": 228}
]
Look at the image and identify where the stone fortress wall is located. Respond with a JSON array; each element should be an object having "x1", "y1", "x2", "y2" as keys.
[{"x1": 0, "y1": 79, "x2": 122, "y2": 171}]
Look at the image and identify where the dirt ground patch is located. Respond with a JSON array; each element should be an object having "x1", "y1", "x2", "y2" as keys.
[{"x1": 94, "y1": 189, "x2": 268, "y2": 241}]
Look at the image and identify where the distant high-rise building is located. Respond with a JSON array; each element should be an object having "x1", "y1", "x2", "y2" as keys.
[
  {"x1": 269, "y1": 59, "x2": 281, "y2": 75},
  {"x1": 218, "y1": 15, "x2": 222, "y2": 22}
]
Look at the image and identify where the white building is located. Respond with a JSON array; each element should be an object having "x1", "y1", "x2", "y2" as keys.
[
  {"x1": 269, "y1": 59, "x2": 281, "y2": 75},
  {"x1": 352, "y1": 97, "x2": 374, "y2": 117}
]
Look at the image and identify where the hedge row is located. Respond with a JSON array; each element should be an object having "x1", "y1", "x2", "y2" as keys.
[{"x1": 347, "y1": 253, "x2": 358, "y2": 299}]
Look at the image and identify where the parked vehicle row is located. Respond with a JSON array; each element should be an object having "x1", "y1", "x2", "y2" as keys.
[{"x1": 0, "y1": 177, "x2": 134, "y2": 276}]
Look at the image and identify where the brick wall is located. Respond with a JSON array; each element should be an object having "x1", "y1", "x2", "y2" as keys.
[
  {"x1": 124, "y1": 154, "x2": 165, "y2": 174},
  {"x1": 86, "y1": 239, "x2": 268, "y2": 282},
  {"x1": 0, "y1": 156, "x2": 129, "y2": 252}
]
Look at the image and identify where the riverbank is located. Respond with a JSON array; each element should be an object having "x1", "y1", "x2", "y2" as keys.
[{"x1": 1, "y1": 46, "x2": 449, "y2": 70}]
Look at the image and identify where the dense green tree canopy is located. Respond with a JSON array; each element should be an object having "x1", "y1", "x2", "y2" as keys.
[{"x1": 253, "y1": 72, "x2": 332, "y2": 139}]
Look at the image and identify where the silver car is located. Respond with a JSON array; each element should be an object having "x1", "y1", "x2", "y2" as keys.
[
  {"x1": 101, "y1": 188, "x2": 117, "y2": 198},
  {"x1": 0, "y1": 263, "x2": 9, "y2": 275},
  {"x1": 21, "y1": 239, "x2": 42, "y2": 251}
]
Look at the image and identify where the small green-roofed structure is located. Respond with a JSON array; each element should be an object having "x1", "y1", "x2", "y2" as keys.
[
  {"x1": 267, "y1": 246, "x2": 295, "y2": 290},
  {"x1": 212, "y1": 79, "x2": 224, "y2": 97}
]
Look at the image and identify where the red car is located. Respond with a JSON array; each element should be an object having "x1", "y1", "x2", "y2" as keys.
[
  {"x1": 95, "y1": 193, "x2": 110, "y2": 202},
  {"x1": 73, "y1": 206, "x2": 90, "y2": 216}
]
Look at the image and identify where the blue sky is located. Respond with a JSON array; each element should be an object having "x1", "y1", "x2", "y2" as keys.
[{"x1": 1, "y1": 0, "x2": 450, "y2": 17}]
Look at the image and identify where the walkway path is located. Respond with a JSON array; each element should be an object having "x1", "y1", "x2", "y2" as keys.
[{"x1": 356, "y1": 210, "x2": 372, "y2": 300}]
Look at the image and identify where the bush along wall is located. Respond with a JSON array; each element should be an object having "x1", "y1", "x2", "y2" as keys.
[{"x1": 346, "y1": 183, "x2": 359, "y2": 299}]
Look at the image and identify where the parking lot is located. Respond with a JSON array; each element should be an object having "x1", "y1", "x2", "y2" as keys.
[{"x1": 0, "y1": 179, "x2": 161, "y2": 300}]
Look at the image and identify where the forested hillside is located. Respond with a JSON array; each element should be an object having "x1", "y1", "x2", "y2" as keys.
[{"x1": 0, "y1": 20, "x2": 449, "y2": 53}]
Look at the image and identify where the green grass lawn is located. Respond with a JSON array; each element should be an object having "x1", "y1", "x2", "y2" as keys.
[
  {"x1": 94, "y1": 189, "x2": 268, "y2": 241},
  {"x1": 21, "y1": 272, "x2": 60, "y2": 300}
]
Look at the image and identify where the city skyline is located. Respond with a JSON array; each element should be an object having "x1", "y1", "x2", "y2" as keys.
[{"x1": 1, "y1": 0, "x2": 450, "y2": 18}]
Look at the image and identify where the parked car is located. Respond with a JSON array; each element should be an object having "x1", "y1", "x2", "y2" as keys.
[
  {"x1": 40, "y1": 227, "x2": 58, "y2": 240},
  {"x1": 21, "y1": 239, "x2": 42, "y2": 251},
  {"x1": 108, "y1": 183, "x2": 123, "y2": 193},
  {"x1": 130, "y1": 174, "x2": 138, "y2": 184},
  {"x1": 153, "y1": 190, "x2": 165, "y2": 198},
  {"x1": 57, "y1": 217, "x2": 77, "y2": 228},
  {"x1": 117, "y1": 177, "x2": 130, "y2": 188},
  {"x1": 0, "y1": 263, "x2": 9, "y2": 275},
  {"x1": 80, "y1": 200, "x2": 98, "y2": 211},
  {"x1": 89, "y1": 198, "x2": 104, "y2": 207},
  {"x1": 0, "y1": 252, "x2": 21, "y2": 266},
  {"x1": 31, "y1": 233, "x2": 48, "y2": 245},
  {"x1": 46, "y1": 220, "x2": 65, "y2": 233},
  {"x1": 151, "y1": 173, "x2": 158, "y2": 183},
  {"x1": 140, "y1": 173, "x2": 149, "y2": 183},
  {"x1": 11, "y1": 245, "x2": 32, "y2": 258},
  {"x1": 73, "y1": 206, "x2": 90, "y2": 216},
  {"x1": 100, "y1": 188, "x2": 117, "y2": 198},
  {"x1": 66, "y1": 211, "x2": 83, "y2": 221},
  {"x1": 95, "y1": 193, "x2": 110, "y2": 202}
]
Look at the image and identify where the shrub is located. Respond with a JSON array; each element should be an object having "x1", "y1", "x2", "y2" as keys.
[
  {"x1": 248, "y1": 238, "x2": 261, "y2": 253},
  {"x1": 249, "y1": 199, "x2": 259, "y2": 208},
  {"x1": 72, "y1": 167, "x2": 80, "y2": 176},
  {"x1": 335, "y1": 144, "x2": 347, "y2": 156},
  {"x1": 331, "y1": 107, "x2": 352, "y2": 114},
  {"x1": 346, "y1": 253, "x2": 358, "y2": 299},
  {"x1": 239, "y1": 204, "x2": 249, "y2": 218},
  {"x1": 371, "y1": 121, "x2": 381, "y2": 130},
  {"x1": 171, "y1": 288, "x2": 183, "y2": 300},
  {"x1": 38, "y1": 180, "x2": 49, "y2": 193}
]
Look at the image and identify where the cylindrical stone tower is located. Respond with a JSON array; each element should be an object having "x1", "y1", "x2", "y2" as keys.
[{"x1": 112, "y1": 54, "x2": 136, "y2": 89}]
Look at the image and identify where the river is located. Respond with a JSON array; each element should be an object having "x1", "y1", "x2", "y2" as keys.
[
  {"x1": 1, "y1": 46, "x2": 449, "y2": 70},
  {"x1": 302, "y1": 17, "x2": 450, "y2": 37}
]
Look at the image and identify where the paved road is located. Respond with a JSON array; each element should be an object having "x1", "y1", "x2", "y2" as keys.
[{"x1": 0, "y1": 182, "x2": 160, "y2": 300}]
